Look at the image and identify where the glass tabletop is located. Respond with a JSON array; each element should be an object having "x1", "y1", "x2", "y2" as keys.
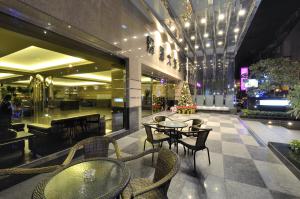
[
  {"x1": 34, "y1": 158, "x2": 130, "y2": 199},
  {"x1": 158, "y1": 120, "x2": 188, "y2": 128}
]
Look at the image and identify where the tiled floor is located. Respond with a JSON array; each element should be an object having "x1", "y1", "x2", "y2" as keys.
[{"x1": 1, "y1": 113, "x2": 300, "y2": 199}]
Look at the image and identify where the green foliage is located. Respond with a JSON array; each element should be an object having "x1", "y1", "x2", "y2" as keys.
[
  {"x1": 288, "y1": 85, "x2": 300, "y2": 119},
  {"x1": 241, "y1": 109, "x2": 291, "y2": 118},
  {"x1": 289, "y1": 140, "x2": 300, "y2": 153},
  {"x1": 250, "y1": 58, "x2": 300, "y2": 89},
  {"x1": 178, "y1": 81, "x2": 194, "y2": 106}
]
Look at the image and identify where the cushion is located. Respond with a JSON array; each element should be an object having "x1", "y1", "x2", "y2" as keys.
[
  {"x1": 122, "y1": 178, "x2": 165, "y2": 199},
  {"x1": 179, "y1": 137, "x2": 196, "y2": 146}
]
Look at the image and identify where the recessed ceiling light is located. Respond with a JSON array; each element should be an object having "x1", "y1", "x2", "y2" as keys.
[
  {"x1": 206, "y1": 43, "x2": 211, "y2": 48},
  {"x1": 218, "y1": 41, "x2": 223, "y2": 46},
  {"x1": 184, "y1": 47, "x2": 188, "y2": 50},
  {"x1": 138, "y1": 47, "x2": 142, "y2": 50},
  {"x1": 178, "y1": 38, "x2": 183, "y2": 42},
  {"x1": 67, "y1": 25, "x2": 72, "y2": 29},
  {"x1": 190, "y1": 35, "x2": 195, "y2": 40},
  {"x1": 218, "y1": 14, "x2": 225, "y2": 21},
  {"x1": 144, "y1": 33, "x2": 149, "y2": 37},
  {"x1": 218, "y1": 30, "x2": 224, "y2": 35},
  {"x1": 234, "y1": 27, "x2": 240, "y2": 33},
  {"x1": 47, "y1": 22, "x2": 51, "y2": 26},
  {"x1": 132, "y1": 36, "x2": 137, "y2": 39},
  {"x1": 170, "y1": 25, "x2": 176, "y2": 31},
  {"x1": 113, "y1": 42, "x2": 118, "y2": 45},
  {"x1": 121, "y1": 24, "x2": 127, "y2": 29},
  {"x1": 195, "y1": 45, "x2": 199, "y2": 49},
  {"x1": 203, "y1": 33, "x2": 209, "y2": 38},
  {"x1": 123, "y1": 38, "x2": 128, "y2": 42},
  {"x1": 238, "y1": 9, "x2": 246, "y2": 16},
  {"x1": 43, "y1": 30, "x2": 47, "y2": 34},
  {"x1": 200, "y1": 18, "x2": 207, "y2": 24},
  {"x1": 184, "y1": 21, "x2": 191, "y2": 28}
]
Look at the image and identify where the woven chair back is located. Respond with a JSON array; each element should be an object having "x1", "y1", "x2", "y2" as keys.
[
  {"x1": 153, "y1": 148, "x2": 180, "y2": 195},
  {"x1": 195, "y1": 129, "x2": 211, "y2": 149},
  {"x1": 153, "y1": 116, "x2": 166, "y2": 123},
  {"x1": 143, "y1": 124, "x2": 154, "y2": 142}
]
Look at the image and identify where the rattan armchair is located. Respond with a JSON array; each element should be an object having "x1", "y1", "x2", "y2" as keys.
[
  {"x1": 181, "y1": 119, "x2": 204, "y2": 137},
  {"x1": 143, "y1": 123, "x2": 170, "y2": 163},
  {"x1": 0, "y1": 165, "x2": 60, "y2": 176},
  {"x1": 178, "y1": 128, "x2": 212, "y2": 171},
  {"x1": 121, "y1": 148, "x2": 180, "y2": 199},
  {"x1": 62, "y1": 136, "x2": 121, "y2": 166},
  {"x1": 152, "y1": 115, "x2": 173, "y2": 123}
]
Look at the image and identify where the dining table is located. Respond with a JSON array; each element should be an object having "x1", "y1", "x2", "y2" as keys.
[
  {"x1": 32, "y1": 157, "x2": 130, "y2": 199},
  {"x1": 158, "y1": 120, "x2": 188, "y2": 153}
]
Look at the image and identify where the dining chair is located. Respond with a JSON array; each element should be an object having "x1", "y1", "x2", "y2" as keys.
[
  {"x1": 178, "y1": 128, "x2": 212, "y2": 171},
  {"x1": 121, "y1": 148, "x2": 180, "y2": 199},
  {"x1": 181, "y1": 119, "x2": 204, "y2": 137},
  {"x1": 0, "y1": 165, "x2": 60, "y2": 175},
  {"x1": 62, "y1": 136, "x2": 121, "y2": 166},
  {"x1": 143, "y1": 123, "x2": 170, "y2": 163},
  {"x1": 152, "y1": 115, "x2": 173, "y2": 123}
]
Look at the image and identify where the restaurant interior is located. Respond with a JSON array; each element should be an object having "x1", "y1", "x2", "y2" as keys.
[{"x1": 0, "y1": 26, "x2": 127, "y2": 166}]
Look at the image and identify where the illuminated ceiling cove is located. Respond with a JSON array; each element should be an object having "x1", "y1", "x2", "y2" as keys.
[
  {"x1": 15, "y1": 78, "x2": 106, "y2": 87},
  {"x1": 0, "y1": 46, "x2": 90, "y2": 72},
  {"x1": 65, "y1": 71, "x2": 112, "y2": 82},
  {"x1": 0, "y1": 73, "x2": 20, "y2": 80}
]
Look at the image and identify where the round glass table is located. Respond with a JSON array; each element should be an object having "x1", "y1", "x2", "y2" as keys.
[
  {"x1": 158, "y1": 121, "x2": 188, "y2": 153},
  {"x1": 32, "y1": 158, "x2": 130, "y2": 199},
  {"x1": 158, "y1": 120, "x2": 188, "y2": 129}
]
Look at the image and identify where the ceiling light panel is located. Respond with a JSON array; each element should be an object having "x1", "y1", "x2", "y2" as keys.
[{"x1": 0, "y1": 46, "x2": 90, "y2": 72}]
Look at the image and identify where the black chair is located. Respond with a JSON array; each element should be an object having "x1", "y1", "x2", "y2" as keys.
[
  {"x1": 178, "y1": 128, "x2": 212, "y2": 171},
  {"x1": 143, "y1": 123, "x2": 170, "y2": 163},
  {"x1": 152, "y1": 115, "x2": 173, "y2": 123},
  {"x1": 181, "y1": 119, "x2": 204, "y2": 137}
]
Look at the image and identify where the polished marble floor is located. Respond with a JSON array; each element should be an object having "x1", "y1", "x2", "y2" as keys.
[{"x1": 1, "y1": 113, "x2": 300, "y2": 199}]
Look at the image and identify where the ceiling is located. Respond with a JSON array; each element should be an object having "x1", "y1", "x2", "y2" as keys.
[
  {"x1": 0, "y1": 46, "x2": 90, "y2": 72},
  {"x1": 0, "y1": 26, "x2": 124, "y2": 84},
  {"x1": 15, "y1": 77, "x2": 106, "y2": 87},
  {"x1": 65, "y1": 71, "x2": 112, "y2": 82},
  {"x1": 133, "y1": 0, "x2": 260, "y2": 92}
]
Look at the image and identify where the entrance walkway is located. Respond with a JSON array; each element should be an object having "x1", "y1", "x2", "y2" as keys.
[
  {"x1": 243, "y1": 120, "x2": 300, "y2": 145},
  {"x1": 1, "y1": 113, "x2": 300, "y2": 199}
]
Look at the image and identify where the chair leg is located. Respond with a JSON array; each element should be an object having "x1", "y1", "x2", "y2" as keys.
[
  {"x1": 194, "y1": 151, "x2": 197, "y2": 172},
  {"x1": 176, "y1": 142, "x2": 179, "y2": 154},
  {"x1": 183, "y1": 146, "x2": 186, "y2": 155},
  {"x1": 206, "y1": 147, "x2": 211, "y2": 165},
  {"x1": 152, "y1": 144, "x2": 155, "y2": 164},
  {"x1": 143, "y1": 140, "x2": 147, "y2": 151}
]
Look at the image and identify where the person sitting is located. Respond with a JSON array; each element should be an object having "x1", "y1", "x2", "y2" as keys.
[{"x1": 0, "y1": 95, "x2": 16, "y2": 139}]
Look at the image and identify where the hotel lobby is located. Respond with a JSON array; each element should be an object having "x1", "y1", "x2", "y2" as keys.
[{"x1": 0, "y1": 0, "x2": 300, "y2": 198}]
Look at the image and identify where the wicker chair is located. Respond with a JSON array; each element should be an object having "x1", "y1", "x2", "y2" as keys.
[
  {"x1": 0, "y1": 136, "x2": 121, "y2": 175},
  {"x1": 180, "y1": 119, "x2": 204, "y2": 137},
  {"x1": 121, "y1": 148, "x2": 180, "y2": 199},
  {"x1": 62, "y1": 136, "x2": 121, "y2": 166},
  {"x1": 143, "y1": 124, "x2": 170, "y2": 163},
  {"x1": 0, "y1": 165, "x2": 60, "y2": 176},
  {"x1": 152, "y1": 115, "x2": 173, "y2": 123},
  {"x1": 178, "y1": 128, "x2": 212, "y2": 171}
]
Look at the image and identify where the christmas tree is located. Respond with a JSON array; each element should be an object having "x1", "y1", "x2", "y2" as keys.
[{"x1": 178, "y1": 81, "x2": 194, "y2": 106}]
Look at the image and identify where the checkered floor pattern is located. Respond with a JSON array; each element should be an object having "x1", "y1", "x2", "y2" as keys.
[
  {"x1": 122, "y1": 113, "x2": 300, "y2": 199},
  {"x1": 1, "y1": 113, "x2": 299, "y2": 199}
]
